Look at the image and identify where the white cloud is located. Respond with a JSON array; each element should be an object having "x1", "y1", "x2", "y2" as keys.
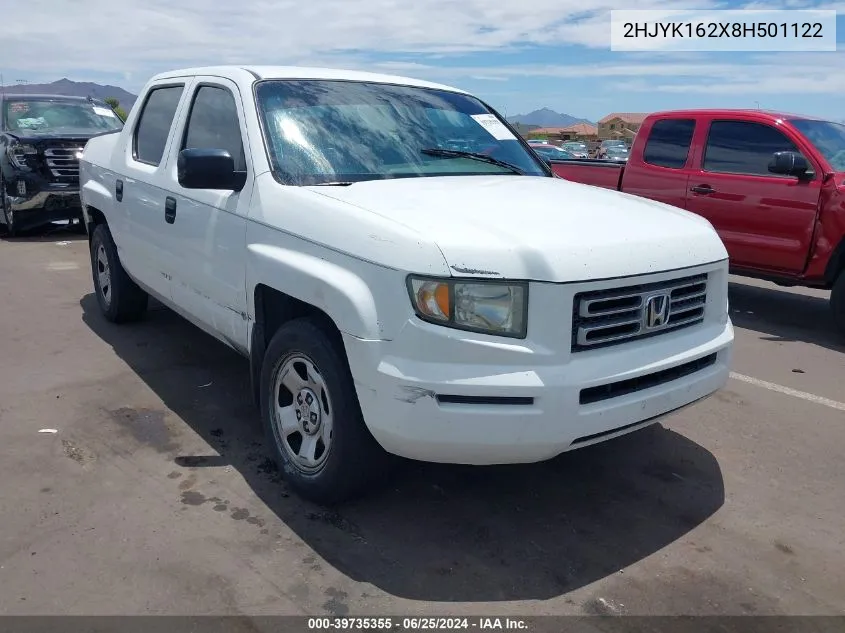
[
  {"x1": 368, "y1": 51, "x2": 845, "y2": 95},
  {"x1": 1, "y1": 0, "x2": 841, "y2": 100},
  {"x1": 0, "y1": 0, "x2": 724, "y2": 75}
]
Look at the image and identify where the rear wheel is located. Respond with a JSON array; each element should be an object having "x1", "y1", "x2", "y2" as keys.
[
  {"x1": 831, "y1": 271, "x2": 845, "y2": 337},
  {"x1": 90, "y1": 223, "x2": 148, "y2": 322},
  {"x1": 260, "y1": 318, "x2": 392, "y2": 504}
]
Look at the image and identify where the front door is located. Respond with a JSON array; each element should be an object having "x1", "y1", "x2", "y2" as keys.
[
  {"x1": 162, "y1": 78, "x2": 253, "y2": 353},
  {"x1": 685, "y1": 119, "x2": 822, "y2": 274}
]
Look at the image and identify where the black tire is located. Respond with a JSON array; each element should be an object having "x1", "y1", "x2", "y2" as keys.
[
  {"x1": 1, "y1": 176, "x2": 16, "y2": 237},
  {"x1": 90, "y1": 223, "x2": 148, "y2": 323},
  {"x1": 259, "y1": 318, "x2": 392, "y2": 504},
  {"x1": 831, "y1": 271, "x2": 845, "y2": 337}
]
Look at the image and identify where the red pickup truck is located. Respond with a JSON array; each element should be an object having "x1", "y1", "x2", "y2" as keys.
[{"x1": 549, "y1": 109, "x2": 845, "y2": 334}]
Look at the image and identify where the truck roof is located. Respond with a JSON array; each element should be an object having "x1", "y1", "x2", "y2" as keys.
[
  {"x1": 149, "y1": 65, "x2": 468, "y2": 95},
  {"x1": 646, "y1": 108, "x2": 828, "y2": 122}
]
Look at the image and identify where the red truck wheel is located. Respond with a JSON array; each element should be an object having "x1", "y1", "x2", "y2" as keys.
[{"x1": 831, "y1": 272, "x2": 845, "y2": 336}]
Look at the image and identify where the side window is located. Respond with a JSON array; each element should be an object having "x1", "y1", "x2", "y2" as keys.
[
  {"x1": 134, "y1": 85, "x2": 184, "y2": 166},
  {"x1": 643, "y1": 119, "x2": 695, "y2": 169},
  {"x1": 183, "y1": 86, "x2": 246, "y2": 172},
  {"x1": 704, "y1": 120, "x2": 802, "y2": 176}
]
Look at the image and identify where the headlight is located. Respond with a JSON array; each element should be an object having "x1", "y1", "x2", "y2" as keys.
[
  {"x1": 7, "y1": 143, "x2": 37, "y2": 170},
  {"x1": 406, "y1": 275, "x2": 528, "y2": 338}
]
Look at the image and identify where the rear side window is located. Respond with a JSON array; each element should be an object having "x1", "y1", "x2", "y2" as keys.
[
  {"x1": 182, "y1": 85, "x2": 246, "y2": 172},
  {"x1": 704, "y1": 120, "x2": 802, "y2": 176},
  {"x1": 643, "y1": 119, "x2": 695, "y2": 169},
  {"x1": 134, "y1": 85, "x2": 184, "y2": 166}
]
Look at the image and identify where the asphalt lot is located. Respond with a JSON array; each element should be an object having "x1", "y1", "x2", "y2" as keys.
[{"x1": 0, "y1": 227, "x2": 844, "y2": 617}]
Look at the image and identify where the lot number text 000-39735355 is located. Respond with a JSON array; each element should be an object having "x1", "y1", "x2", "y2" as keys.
[{"x1": 307, "y1": 617, "x2": 529, "y2": 630}]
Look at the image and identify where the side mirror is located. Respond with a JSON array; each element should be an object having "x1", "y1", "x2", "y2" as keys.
[
  {"x1": 768, "y1": 151, "x2": 810, "y2": 178},
  {"x1": 177, "y1": 148, "x2": 246, "y2": 191}
]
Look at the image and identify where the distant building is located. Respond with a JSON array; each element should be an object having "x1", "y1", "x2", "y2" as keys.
[
  {"x1": 526, "y1": 123, "x2": 598, "y2": 142},
  {"x1": 597, "y1": 113, "x2": 648, "y2": 141},
  {"x1": 509, "y1": 122, "x2": 541, "y2": 136}
]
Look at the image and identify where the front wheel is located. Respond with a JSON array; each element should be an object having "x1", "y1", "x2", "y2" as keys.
[
  {"x1": 1, "y1": 177, "x2": 16, "y2": 237},
  {"x1": 260, "y1": 318, "x2": 393, "y2": 504},
  {"x1": 90, "y1": 223, "x2": 148, "y2": 323},
  {"x1": 831, "y1": 271, "x2": 845, "y2": 337}
]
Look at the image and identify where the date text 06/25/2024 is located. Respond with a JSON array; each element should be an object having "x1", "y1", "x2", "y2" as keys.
[{"x1": 307, "y1": 617, "x2": 529, "y2": 630}]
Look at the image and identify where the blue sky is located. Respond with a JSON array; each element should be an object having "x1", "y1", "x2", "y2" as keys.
[{"x1": 1, "y1": 0, "x2": 843, "y2": 122}]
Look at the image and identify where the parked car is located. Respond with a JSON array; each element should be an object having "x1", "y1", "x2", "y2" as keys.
[
  {"x1": 604, "y1": 145, "x2": 630, "y2": 162},
  {"x1": 561, "y1": 141, "x2": 589, "y2": 158},
  {"x1": 79, "y1": 66, "x2": 734, "y2": 503},
  {"x1": 528, "y1": 140, "x2": 575, "y2": 160},
  {"x1": 549, "y1": 109, "x2": 845, "y2": 334},
  {"x1": 530, "y1": 144, "x2": 576, "y2": 161},
  {"x1": 596, "y1": 139, "x2": 628, "y2": 158},
  {"x1": 1, "y1": 93, "x2": 123, "y2": 235}
]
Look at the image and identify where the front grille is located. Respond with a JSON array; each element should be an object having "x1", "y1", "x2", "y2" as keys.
[
  {"x1": 43, "y1": 146, "x2": 83, "y2": 180},
  {"x1": 572, "y1": 273, "x2": 707, "y2": 352}
]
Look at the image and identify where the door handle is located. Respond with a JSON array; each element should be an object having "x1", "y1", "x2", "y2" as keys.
[
  {"x1": 164, "y1": 196, "x2": 177, "y2": 224},
  {"x1": 115, "y1": 179, "x2": 123, "y2": 202},
  {"x1": 690, "y1": 184, "x2": 715, "y2": 195}
]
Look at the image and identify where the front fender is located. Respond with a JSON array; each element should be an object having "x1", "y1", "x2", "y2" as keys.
[
  {"x1": 80, "y1": 166, "x2": 113, "y2": 215},
  {"x1": 246, "y1": 242, "x2": 409, "y2": 341}
]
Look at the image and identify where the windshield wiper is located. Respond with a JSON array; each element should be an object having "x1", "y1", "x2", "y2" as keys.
[
  {"x1": 311, "y1": 181, "x2": 355, "y2": 186},
  {"x1": 420, "y1": 148, "x2": 524, "y2": 174}
]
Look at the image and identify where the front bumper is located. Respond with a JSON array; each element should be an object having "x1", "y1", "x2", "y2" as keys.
[
  {"x1": 3, "y1": 181, "x2": 82, "y2": 229},
  {"x1": 344, "y1": 262, "x2": 734, "y2": 465}
]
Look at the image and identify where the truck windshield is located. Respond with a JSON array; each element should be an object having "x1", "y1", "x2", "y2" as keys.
[
  {"x1": 2, "y1": 99, "x2": 124, "y2": 136},
  {"x1": 254, "y1": 79, "x2": 548, "y2": 185},
  {"x1": 790, "y1": 118, "x2": 845, "y2": 172}
]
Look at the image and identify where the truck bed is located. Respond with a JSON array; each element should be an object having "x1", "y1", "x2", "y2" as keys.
[{"x1": 549, "y1": 159, "x2": 624, "y2": 190}]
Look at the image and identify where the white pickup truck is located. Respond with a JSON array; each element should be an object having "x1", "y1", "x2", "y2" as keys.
[{"x1": 79, "y1": 65, "x2": 734, "y2": 503}]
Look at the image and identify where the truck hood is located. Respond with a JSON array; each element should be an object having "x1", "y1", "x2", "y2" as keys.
[
  {"x1": 307, "y1": 175, "x2": 728, "y2": 282},
  {"x1": 4, "y1": 130, "x2": 120, "y2": 145}
]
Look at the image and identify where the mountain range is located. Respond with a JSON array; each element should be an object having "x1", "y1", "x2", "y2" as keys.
[
  {"x1": 506, "y1": 107, "x2": 595, "y2": 128},
  {"x1": 1, "y1": 78, "x2": 138, "y2": 110}
]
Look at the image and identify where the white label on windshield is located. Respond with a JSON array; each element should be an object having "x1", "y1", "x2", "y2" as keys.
[
  {"x1": 93, "y1": 106, "x2": 115, "y2": 117},
  {"x1": 470, "y1": 114, "x2": 516, "y2": 141}
]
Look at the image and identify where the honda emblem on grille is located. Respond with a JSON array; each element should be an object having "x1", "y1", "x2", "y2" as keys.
[{"x1": 643, "y1": 293, "x2": 670, "y2": 329}]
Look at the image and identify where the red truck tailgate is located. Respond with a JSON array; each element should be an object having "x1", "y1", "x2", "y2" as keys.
[{"x1": 549, "y1": 160, "x2": 624, "y2": 190}]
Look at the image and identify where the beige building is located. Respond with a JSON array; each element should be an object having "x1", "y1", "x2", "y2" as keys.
[
  {"x1": 526, "y1": 123, "x2": 599, "y2": 143},
  {"x1": 598, "y1": 113, "x2": 648, "y2": 141}
]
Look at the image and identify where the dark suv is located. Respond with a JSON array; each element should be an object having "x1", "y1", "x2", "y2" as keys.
[{"x1": 1, "y1": 93, "x2": 124, "y2": 235}]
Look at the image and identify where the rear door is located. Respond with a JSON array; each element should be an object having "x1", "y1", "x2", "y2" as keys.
[
  {"x1": 624, "y1": 117, "x2": 697, "y2": 209},
  {"x1": 118, "y1": 80, "x2": 191, "y2": 300},
  {"x1": 685, "y1": 118, "x2": 822, "y2": 274},
  {"x1": 163, "y1": 77, "x2": 253, "y2": 353}
]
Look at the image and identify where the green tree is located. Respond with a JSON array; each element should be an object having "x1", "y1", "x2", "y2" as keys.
[{"x1": 104, "y1": 96, "x2": 127, "y2": 121}]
